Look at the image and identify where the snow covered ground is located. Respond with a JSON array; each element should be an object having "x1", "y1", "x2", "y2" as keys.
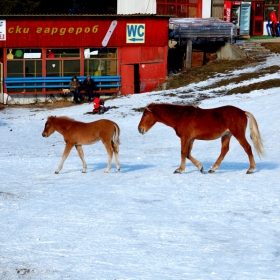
[{"x1": 1, "y1": 54, "x2": 280, "y2": 279}]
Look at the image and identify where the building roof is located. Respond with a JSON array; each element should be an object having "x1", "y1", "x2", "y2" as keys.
[
  {"x1": 0, "y1": 13, "x2": 172, "y2": 18},
  {"x1": 169, "y1": 17, "x2": 237, "y2": 43}
]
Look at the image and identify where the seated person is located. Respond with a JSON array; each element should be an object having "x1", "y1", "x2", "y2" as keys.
[
  {"x1": 92, "y1": 93, "x2": 108, "y2": 114},
  {"x1": 83, "y1": 75, "x2": 96, "y2": 102},
  {"x1": 69, "y1": 76, "x2": 84, "y2": 103}
]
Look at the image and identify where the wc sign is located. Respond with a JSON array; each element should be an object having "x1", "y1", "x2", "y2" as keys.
[{"x1": 126, "y1": 24, "x2": 145, "y2": 43}]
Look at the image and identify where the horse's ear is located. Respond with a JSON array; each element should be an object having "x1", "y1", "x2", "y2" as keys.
[{"x1": 146, "y1": 103, "x2": 155, "y2": 112}]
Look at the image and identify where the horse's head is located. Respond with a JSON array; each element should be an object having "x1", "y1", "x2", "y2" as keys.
[
  {"x1": 138, "y1": 103, "x2": 157, "y2": 135},
  {"x1": 42, "y1": 116, "x2": 56, "y2": 137}
]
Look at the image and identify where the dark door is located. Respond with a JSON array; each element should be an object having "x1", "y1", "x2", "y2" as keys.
[{"x1": 133, "y1": 64, "x2": 140, "y2": 93}]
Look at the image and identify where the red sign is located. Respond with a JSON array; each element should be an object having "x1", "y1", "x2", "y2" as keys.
[
  {"x1": 0, "y1": 16, "x2": 169, "y2": 48},
  {"x1": 224, "y1": 2, "x2": 232, "y2": 22}
]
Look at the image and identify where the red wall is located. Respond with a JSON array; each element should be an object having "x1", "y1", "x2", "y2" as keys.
[
  {"x1": 121, "y1": 46, "x2": 167, "y2": 93},
  {"x1": 0, "y1": 16, "x2": 169, "y2": 48},
  {"x1": 0, "y1": 16, "x2": 170, "y2": 95}
]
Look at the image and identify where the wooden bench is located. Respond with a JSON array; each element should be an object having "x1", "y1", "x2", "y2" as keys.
[{"x1": 4, "y1": 75, "x2": 121, "y2": 95}]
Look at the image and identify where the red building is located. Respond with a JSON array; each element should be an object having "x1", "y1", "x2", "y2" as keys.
[
  {"x1": 156, "y1": 0, "x2": 203, "y2": 18},
  {"x1": 0, "y1": 15, "x2": 170, "y2": 97}
]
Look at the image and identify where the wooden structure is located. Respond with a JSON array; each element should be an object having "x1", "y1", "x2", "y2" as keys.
[
  {"x1": 0, "y1": 14, "x2": 170, "y2": 101},
  {"x1": 169, "y1": 17, "x2": 237, "y2": 68}
]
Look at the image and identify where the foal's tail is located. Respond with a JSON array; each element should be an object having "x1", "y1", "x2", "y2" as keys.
[
  {"x1": 245, "y1": 111, "x2": 264, "y2": 157},
  {"x1": 113, "y1": 123, "x2": 121, "y2": 145}
]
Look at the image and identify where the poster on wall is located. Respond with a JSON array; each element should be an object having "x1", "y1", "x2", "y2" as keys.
[
  {"x1": 0, "y1": 20, "x2": 6, "y2": 41},
  {"x1": 126, "y1": 23, "x2": 145, "y2": 43}
]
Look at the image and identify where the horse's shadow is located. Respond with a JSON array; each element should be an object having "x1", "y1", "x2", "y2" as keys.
[
  {"x1": 179, "y1": 161, "x2": 278, "y2": 174},
  {"x1": 87, "y1": 162, "x2": 154, "y2": 173},
  {"x1": 0, "y1": 122, "x2": 8, "y2": 127},
  {"x1": 58, "y1": 161, "x2": 277, "y2": 175}
]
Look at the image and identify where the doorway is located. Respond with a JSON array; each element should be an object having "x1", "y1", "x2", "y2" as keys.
[
  {"x1": 251, "y1": 1, "x2": 264, "y2": 36},
  {"x1": 133, "y1": 64, "x2": 140, "y2": 93},
  {"x1": 121, "y1": 64, "x2": 140, "y2": 95}
]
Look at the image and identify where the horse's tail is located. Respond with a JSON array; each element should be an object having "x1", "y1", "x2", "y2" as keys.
[
  {"x1": 113, "y1": 123, "x2": 121, "y2": 145},
  {"x1": 245, "y1": 111, "x2": 264, "y2": 157}
]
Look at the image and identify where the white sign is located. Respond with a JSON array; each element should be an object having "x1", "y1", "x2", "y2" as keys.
[
  {"x1": 126, "y1": 24, "x2": 145, "y2": 43},
  {"x1": 0, "y1": 20, "x2": 6, "y2": 41},
  {"x1": 102, "y1": 20, "x2": 117, "y2": 47},
  {"x1": 23, "y1": 53, "x2": 42, "y2": 59}
]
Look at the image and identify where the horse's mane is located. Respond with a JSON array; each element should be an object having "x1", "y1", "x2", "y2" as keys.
[
  {"x1": 147, "y1": 102, "x2": 198, "y2": 109},
  {"x1": 48, "y1": 116, "x2": 77, "y2": 122}
]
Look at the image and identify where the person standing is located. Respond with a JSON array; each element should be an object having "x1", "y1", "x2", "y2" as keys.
[{"x1": 270, "y1": 10, "x2": 278, "y2": 37}]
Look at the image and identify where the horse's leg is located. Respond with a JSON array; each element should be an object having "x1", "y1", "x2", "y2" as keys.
[
  {"x1": 75, "y1": 145, "x2": 87, "y2": 173},
  {"x1": 55, "y1": 142, "x2": 74, "y2": 174},
  {"x1": 187, "y1": 139, "x2": 203, "y2": 172},
  {"x1": 102, "y1": 140, "x2": 114, "y2": 173},
  {"x1": 234, "y1": 134, "x2": 256, "y2": 174},
  {"x1": 111, "y1": 140, "x2": 121, "y2": 171},
  {"x1": 174, "y1": 137, "x2": 190, "y2": 174},
  {"x1": 209, "y1": 132, "x2": 232, "y2": 173}
]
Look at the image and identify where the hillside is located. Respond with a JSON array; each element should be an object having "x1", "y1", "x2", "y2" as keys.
[{"x1": 165, "y1": 42, "x2": 280, "y2": 94}]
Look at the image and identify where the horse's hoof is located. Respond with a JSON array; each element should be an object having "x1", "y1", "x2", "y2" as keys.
[
  {"x1": 246, "y1": 170, "x2": 253, "y2": 174},
  {"x1": 200, "y1": 167, "x2": 204, "y2": 173},
  {"x1": 208, "y1": 169, "x2": 215, "y2": 174},
  {"x1": 55, "y1": 171, "x2": 59, "y2": 174},
  {"x1": 174, "y1": 170, "x2": 181, "y2": 174}
]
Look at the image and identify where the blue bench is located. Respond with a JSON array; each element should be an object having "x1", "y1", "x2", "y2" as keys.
[{"x1": 4, "y1": 76, "x2": 121, "y2": 94}]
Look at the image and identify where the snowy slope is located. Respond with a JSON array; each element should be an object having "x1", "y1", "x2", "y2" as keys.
[{"x1": 1, "y1": 54, "x2": 280, "y2": 280}]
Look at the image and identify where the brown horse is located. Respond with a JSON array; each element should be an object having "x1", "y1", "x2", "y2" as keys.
[
  {"x1": 138, "y1": 103, "x2": 264, "y2": 174},
  {"x1": 42, "y1": 116, "x2": 120, "y2": 174}
]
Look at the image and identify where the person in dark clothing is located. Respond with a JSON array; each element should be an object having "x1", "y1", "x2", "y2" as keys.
[
  {"x1": 69, "y1": 76, "x2": 84, "y2": 103},
  {"x1": 83, "y1": 75, "x2": 96, "y2": 102},
  {"x1": 168, "y1": 47, "x2": 177, "y2": 75}
]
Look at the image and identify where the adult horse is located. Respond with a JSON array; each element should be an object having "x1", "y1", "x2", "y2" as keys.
[
  {"x1": 138, "y1": 103, "x2": 264, "y2": 174},
  {"x1": 42, "y1": 116, "x2": 120, "y2": 174}
]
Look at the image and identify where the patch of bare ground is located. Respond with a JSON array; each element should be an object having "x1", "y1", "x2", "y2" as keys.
[
  {"x1": 200, "y1": 65, "x2": 280, "y2": 94},
  {"x1": 6, "y1": 99, "x2": 76, "y2": 110},
  {"x1": 164, "y1": 42, "x2": 280, "y2": 93},
  {"x1": 164, "y1": 59, "x2": 257, "y2": 91},
  {"x1": 262, "y1": 42, "x2": 280, "y2": 53}
]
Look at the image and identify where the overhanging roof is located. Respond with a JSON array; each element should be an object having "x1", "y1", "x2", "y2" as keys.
[{"x1": 169, "y1": 17, "x2": 237, "y2": 41}]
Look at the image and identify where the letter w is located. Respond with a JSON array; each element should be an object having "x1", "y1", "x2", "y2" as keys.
[{"x1": 127, "y1": 25, "x2": 137, "y2": 37}]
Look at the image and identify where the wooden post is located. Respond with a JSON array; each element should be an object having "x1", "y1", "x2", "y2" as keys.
[{"x1": 186, "y1": 39, "x2": 192, "y2": 69}]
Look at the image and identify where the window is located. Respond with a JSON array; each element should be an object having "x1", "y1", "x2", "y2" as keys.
[
  {"x1": 46, "y1": 48, "x2": 80, "y2": 58},
  {"x1": 6, "y1": 48, "x2": 42, "y2": 78},
  {"x1": 6, "y1": 49, "x2": 42, "y2": 78},
  {"x1": 6, "y1": 59, "x2": 42, "y2": 92},
  {"x1": 46, "y1": 48, "x2": 81, "y2": 78},
  {"x1": 84, "y1": 48, "x2": 117, "y2": 76},
  {"x1": 157, "y1": 0, "x2": 199, "y2": 17},
  {"x1": 7, "y1": 48, "x2": 42, "y2": 60}
]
